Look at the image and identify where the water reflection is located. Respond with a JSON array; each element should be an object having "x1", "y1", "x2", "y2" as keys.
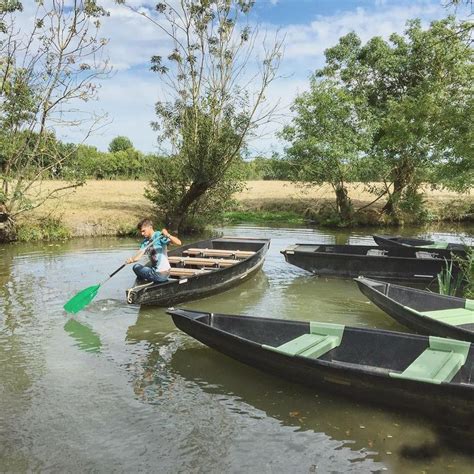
[
  {"x1": 64, "y1": 319, "x2": 102, "y2": 353},
  {"x1": 1, "y1": 225, "x2": 473, "y2": 473}
]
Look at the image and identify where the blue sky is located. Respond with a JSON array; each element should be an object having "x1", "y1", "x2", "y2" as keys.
[{"x1": 18, "y1": 1, "x2": 471, "y2": 155}]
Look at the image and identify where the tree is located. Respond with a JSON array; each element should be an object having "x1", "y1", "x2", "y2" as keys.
[
  {"x1": 108, "y1": 135, "x2": 133, "y2": 153},
  {"x1": 281, "y1": 79, "x2": 373, "y2": 221},
  {"x1": 0, "y1": 0, "x2": 110, "y2": 240},
  {"x1": 116, "y1": 0, "x2": 283, "y2": 232},
  {"x1": 319, "y1": 17, "x2": 473, "y2": 220}
]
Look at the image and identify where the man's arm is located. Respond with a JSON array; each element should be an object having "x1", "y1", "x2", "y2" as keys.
[
  {"x1": 126, "y1": 248, "x2": 145, "y2": 265},
  {"x1": 162, "y1": 228, "x2": 182, "y2": 246}
]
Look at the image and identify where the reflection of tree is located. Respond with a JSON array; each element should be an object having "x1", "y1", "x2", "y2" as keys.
[{"x1": 0, "y1": 247, "x2": 46, "y2": 469}]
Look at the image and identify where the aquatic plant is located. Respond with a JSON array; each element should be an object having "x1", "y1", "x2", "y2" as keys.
[{"x1": 437, "y1": 259, "x2": 463, "y2": 296}]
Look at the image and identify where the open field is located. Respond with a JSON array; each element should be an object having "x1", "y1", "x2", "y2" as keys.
[{"x1": 27, "y1": 180, "x2": 473, "y2": 236}]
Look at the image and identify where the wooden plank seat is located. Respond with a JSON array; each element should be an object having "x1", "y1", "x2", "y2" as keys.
[
  {"x1": 169, "y1": 256, "x2": 238, "y2": 268},
  {"x1": 169, "y1": 267, "x2": 211, "y2": 278},
  {"x1": 183, "y1": 248, "x2": 256, "y2": 259}
]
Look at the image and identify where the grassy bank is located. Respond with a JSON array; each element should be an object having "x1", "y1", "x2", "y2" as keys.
[{"x1": 15, "y1": 180, "x2": 473, "y2": 241}]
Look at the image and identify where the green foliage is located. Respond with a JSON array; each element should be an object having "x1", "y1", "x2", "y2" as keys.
[
  {"x1": 0, "y1": 0, "x2": 110, "y2": 240},
  {"x1": 239, "y1": 156, "x2": 293, "y2": 180},
  {"x1": 437, "y1": 259, "x2": 464, "y2": 296},
  {"x1": 281, "y1": 78, "x2": 373, "y2": 221},
  {"x1": 16, "y1": 216, "x2": 70, "y2": 242},
  {"x1": 73, "y1": 144, "x2": 161, "y2": 179},
  {"x1": 223, "y1": 210, "x2": 303, "y2": 225},
  {"x1": 455, "y1": 246, "x2": 474, "y2": 298},
  {"x1": 145, "y1": 143, "x2": 246, "y2": 232},
  {"x1": 319, "y1": 17, "x2": 473, "y2": 218},
  {"x1": 108, "y1": 136, "x2": 133, "y2": 153},
  {"x1": 129, "y1": 0, "x2": 282, "y2": 232}
]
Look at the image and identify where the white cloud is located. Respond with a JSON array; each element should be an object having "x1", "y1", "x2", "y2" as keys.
[{"x1": 14, "y1": 1, "x2": 468, "y2": 154}]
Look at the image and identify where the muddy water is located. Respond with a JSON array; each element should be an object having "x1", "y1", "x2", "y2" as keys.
[{"x1": 1, "y1": 224, "x2": 473, "y2": 473}]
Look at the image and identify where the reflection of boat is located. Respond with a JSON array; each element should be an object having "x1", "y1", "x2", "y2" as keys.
[
  {"x1": 167, "y1": 308, "x2": 474, "y2": 438},
  {"x1": 280, "y1": 243, "x2": 463, "y2": 284},
  {"x1": 126, "y1": 237, "x2": 270, "y2": 306},
  {"x1": 356, "y1": 277, "x2": 474, "y2": 342},
  {"x1": 169, "y1": 346, "x2": 444, "y2": 460},
  {"x1": 64, "y1": 319, "x2": 101, "y2": 353},
  {"x1": 373, "y1": 235, "x2": 466, "y2": 251}
]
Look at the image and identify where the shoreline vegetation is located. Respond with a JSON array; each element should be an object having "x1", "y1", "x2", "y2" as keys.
[{"x1": 12, "y1": 180, "x2": 474, "y2": 242}]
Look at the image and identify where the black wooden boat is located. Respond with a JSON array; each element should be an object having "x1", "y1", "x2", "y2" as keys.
[
  {"x1": 167, "y1": 308, "x2": 473, "y2": 434},
  {"x1": 373, "y1": 234, "x2": 466, "y2": 251},
  {"x1": 356, "y1": 276, "x2": 474, "y2": 342},
  {"x1": 280, "y1": 243, "x2": 463, "y2": 284},
  {"x1": 126, "y1": 237, "x2": 270, "y2": 306}
]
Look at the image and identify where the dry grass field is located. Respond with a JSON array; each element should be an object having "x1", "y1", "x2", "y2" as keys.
[{"x1": 28, "y1": 180, "x2": 472, "y2": 236}]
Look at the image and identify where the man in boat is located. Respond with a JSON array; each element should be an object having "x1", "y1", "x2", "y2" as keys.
[{"x1": 125, "y1": 218, "x2": 182, "y2": 283}]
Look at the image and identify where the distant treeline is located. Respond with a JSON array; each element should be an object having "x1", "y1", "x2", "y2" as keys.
[{"x1": 40, "y1": 134, "x2": 296, "y2": 181}]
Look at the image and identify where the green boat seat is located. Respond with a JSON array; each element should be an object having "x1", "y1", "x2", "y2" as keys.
[
  {"x1": 390, "y1": 337, "x2": 470, "y2": 384},
  {"x1": 423, "y1": 243, "x2": 449, "y2": 249},
  {"x1": 263, "y1": 322, "x2": 344, "y2": 359},
  {"x1": 465, "y1": 299, "x2": 474, "y2": 311},
  {"x1": 420, "y1": 308, "x2": 474, "y2": 327}
]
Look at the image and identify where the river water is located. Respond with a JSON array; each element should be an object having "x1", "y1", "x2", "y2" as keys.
[{"x1": 1, "y1": 224, "x2": 473, "y2": 473}]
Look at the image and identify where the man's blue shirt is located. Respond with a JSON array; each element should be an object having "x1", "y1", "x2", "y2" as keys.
[{"x1": 140, "y1": 231, "x2": 171, "y2": 270}]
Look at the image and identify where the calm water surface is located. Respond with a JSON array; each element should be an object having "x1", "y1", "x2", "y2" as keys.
[{"x1": 1, "y1": 224, "x2": 473, "y2": 473}]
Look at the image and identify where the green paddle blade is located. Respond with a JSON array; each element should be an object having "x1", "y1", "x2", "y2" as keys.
[{"x1": 63, "y1": 284, "x2": 101, "y2": 314}]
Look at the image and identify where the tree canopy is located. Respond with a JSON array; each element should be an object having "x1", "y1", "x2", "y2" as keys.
[
  {"x1": 0, "y1": 0, "x2": 110, "y2": 240},
  {"x1": 284, "y1": 17, "x2": 473, "y2": 223},
  {"x1": 117, "y1": 0, "x2": 283, "y2": 232},
  {"x1": 108, "y1": 136, "x2": 133, "y2": 153}
]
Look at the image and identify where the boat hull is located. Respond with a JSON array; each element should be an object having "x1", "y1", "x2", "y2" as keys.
[
  {"x1": 168, "y1": 309, "x2": 474, "y2": 436},
  {"x1": 281, "y1": 244, "x2": 462, "y2": 284},
  {"x1": 373, "y1": 235, "x2": 466, "y2": 251},
  {"x1": 356, "y1": 277, "x2": 474, "y2": 342},
  {"x1": 127, "y1": 238, "x2": 270, "y2": 306}
]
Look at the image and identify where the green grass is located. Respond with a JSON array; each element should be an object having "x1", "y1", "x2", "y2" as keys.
[
  {"x1": 16, "y1": 216, "x2": 71, "y2": 242},
  {"x1": 223, "y1": 210, "x2": 304, "y2": 225}
]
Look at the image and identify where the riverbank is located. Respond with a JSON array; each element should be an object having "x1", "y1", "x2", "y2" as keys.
[{"x1": 17, "y1": 180, "x2": 474, "y2": 240}]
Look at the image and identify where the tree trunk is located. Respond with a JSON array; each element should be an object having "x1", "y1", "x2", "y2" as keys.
[
  {"x1": 0, "y1": 212, "x2": 16, "y2": 242},
  {"x1": 335, "y1": 184, "x2": 352, "y2": 221},
  {"x1": 382, "y1": 159, "x2": 414, "y2": 217},
  {"x1": 166, "y1": 181, "x2": 209, "y2": 233}
]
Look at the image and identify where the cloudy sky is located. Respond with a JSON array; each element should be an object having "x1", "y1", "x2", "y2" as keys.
[{"x1": 17, "y1": 0, "x2": 471, "y2": 154}]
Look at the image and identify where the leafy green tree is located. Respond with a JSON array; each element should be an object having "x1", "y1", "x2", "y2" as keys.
[
  {"x1": 281, "y1": 79, "x2": 373, "y2": 220},
  {"x1": 319, "y1": 17, "x2": 473, "y2": 220},
  {"x1": 0, "y1": 0, "x2": 110, "y2": 240},
  {"x1": 116, "y1": 0, "x2": 283, "y2": 232},
  {"x1": 108, "y1": 136, "x2": 133, "y2": 153}
]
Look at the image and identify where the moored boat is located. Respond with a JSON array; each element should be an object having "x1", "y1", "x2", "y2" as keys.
[
  {"x1": 126, "y1": 237, "x2": 270, "y2": 306},
  {"x1": 280, "y1": 243, "x2": 463, "y2": 284},
  {"x1": 355, "y1": 276, "x2": 474, "y2": 342},
  {"x1": 373, "y1": 235, "x2": 467, "y2": 251},
  {"x1": 167, "y1": 308, "x2": 474, "y2": 435}
]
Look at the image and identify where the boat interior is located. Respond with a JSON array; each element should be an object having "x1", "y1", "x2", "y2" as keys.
[
  {"x1": 362, "y1": 280, "x2": 474, "y2": 330},
  {"x1": 286, "y1": 244, "x2": 447, "y2": 259},
  {"x1": 183, "y1": 311, "x2": 473, "y2": 385},
  {"x1": 167, "y1": 238, "x2": 265, "y2": 279}
]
